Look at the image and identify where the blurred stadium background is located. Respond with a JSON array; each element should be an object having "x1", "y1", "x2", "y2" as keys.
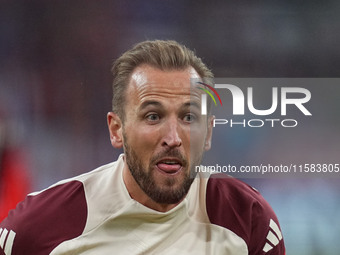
[{"x1": 1, "y1": 1, "x2": 340, "y2": 254}]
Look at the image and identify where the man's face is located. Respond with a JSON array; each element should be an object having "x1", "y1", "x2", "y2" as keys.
[{"x1": 115, "y1": 64, "x2": 213, "y2": 205}]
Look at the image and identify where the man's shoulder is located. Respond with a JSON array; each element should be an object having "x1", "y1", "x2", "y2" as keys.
[
  {"x1": 206, "y1": 173, "x2": 263, "y2": 204},
  {"x1": 205, "y1": 174, "x2": 285, "y2": 254},
  {"x1": 0, "y1": 159, "x2": 121, "y2": 255},
  {"x1": 0, "y1": 180, "x2": 87, "y2": 255},
  {"x1": 205, "y1": 173, "x2": 270, "y2": 226}
]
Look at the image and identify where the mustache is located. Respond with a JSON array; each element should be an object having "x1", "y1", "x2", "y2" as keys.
[{"x1": 150, "y1": 149, "x2": 188, "y2": 167}]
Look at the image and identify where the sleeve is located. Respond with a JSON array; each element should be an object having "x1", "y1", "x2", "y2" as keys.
[
  {"x1": 248, "y1": 196, "x2": 285, "y2": 255},
  {"x1": 205, "y1": 174, "x2": 285, "y2": 255},
  {"x1": 0, "y1": 181, "x2": 88, "y2": 255}
]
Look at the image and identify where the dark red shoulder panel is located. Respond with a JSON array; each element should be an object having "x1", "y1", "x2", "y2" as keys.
[
  {"x1": 206, "y1": 174, "x2": 285, "y2": 255},
  {"x1": 0, "y1": 181, "x2": 87, "y2": 255}
]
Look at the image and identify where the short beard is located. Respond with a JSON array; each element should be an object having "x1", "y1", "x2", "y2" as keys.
[{"x1": 123, "y1": 134, "x2": 201, "y2": 205}]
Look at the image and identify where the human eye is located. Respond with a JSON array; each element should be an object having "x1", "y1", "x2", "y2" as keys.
[
  {"x1": 145, "y1": 113, "x2": 160, "y2": 123},
  {"x1": 183, "y1": 113, "x2": 197, "y2": 123}
]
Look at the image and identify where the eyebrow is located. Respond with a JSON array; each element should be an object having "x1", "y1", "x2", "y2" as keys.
[
  {"x1": 183, "y1": 101, "x2": 201, "y2": 110},
  {"x1": 139, "y1": 100, "x2": 201, "y2": 111},
  {"x1": 139, "y1": 100, "x2": 163, "y2": 110}
]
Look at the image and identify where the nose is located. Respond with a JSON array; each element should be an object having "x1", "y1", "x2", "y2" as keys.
[{"x1": 162, "y1": 117, "x2": 182, "y2": 148}]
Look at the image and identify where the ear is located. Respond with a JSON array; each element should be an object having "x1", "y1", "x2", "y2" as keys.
[
  {"x1": 204, "y1": 115, "x2": 214, "y2": 151},
  {"x1": 107, "y1": 112, "x2": 124, "y2": 148}
]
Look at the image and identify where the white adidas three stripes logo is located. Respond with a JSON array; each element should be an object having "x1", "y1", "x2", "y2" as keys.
[
  {"x1": 262, "y1": 219, "x2": 283, "y2": 253},
  {"x1": 0, "y1": 228, "x2": 16, "y2": 255}
]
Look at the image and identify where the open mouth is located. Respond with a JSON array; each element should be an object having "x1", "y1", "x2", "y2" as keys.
[{"x1": 156, "y1": 158, "x2": 183, "y2": 175}]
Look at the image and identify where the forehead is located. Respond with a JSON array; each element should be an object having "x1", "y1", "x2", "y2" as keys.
[{"x1": 126, "y1": 65, "x2": 202, "y2": 100}]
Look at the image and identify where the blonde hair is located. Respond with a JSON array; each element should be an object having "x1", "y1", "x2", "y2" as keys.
[{"x1": 111, "y1": 40, "x2": 213, "y2": 120}]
